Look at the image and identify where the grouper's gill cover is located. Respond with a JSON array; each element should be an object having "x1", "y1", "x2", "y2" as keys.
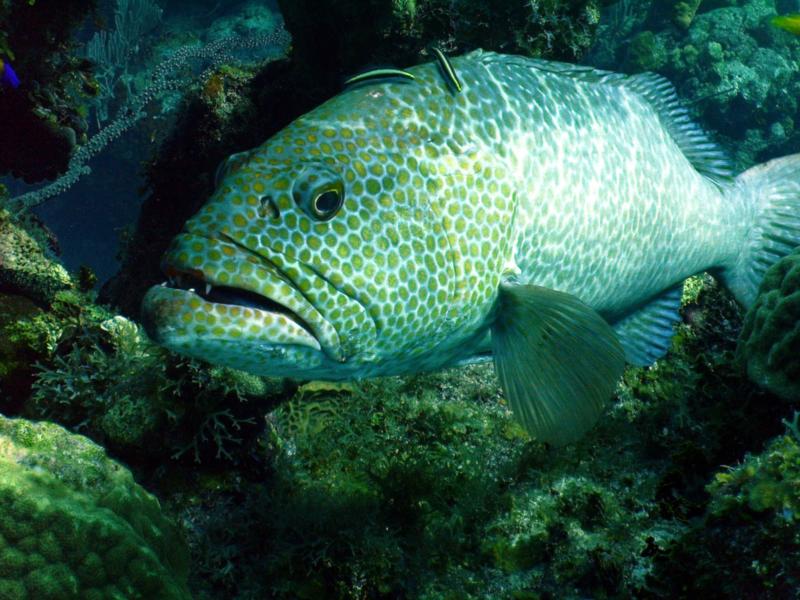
[{"x1": 142, "y1": 50, "x2": 800, "y2": 446}]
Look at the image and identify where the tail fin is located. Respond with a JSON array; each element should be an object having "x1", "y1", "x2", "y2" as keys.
[{"x1": 722, "y1": 154, "x2": 800, "y2": 308}]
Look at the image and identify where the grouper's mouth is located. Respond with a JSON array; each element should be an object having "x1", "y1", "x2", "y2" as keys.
[
  {"x1": 142, "y1": 232, "x2": 344, "y2": 361},
  {"x1": 164, "y1": 271, "x2": 310, "y2": 328}
]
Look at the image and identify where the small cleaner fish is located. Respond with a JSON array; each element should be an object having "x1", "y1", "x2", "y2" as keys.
[
  {"x1": 771, "y1": 14, "x2": 800, "y2": 36},
  {"x1": 142, "y1": 51, "x2": 800, "y2": 445}
]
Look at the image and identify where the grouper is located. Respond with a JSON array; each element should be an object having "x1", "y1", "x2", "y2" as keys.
[{"x1": 141, "y1": 50, "x2": 800, "y2": 445}]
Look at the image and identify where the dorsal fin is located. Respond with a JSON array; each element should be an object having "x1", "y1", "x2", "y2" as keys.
[
  {"x1": 476, "y1": 52, "x2": 733, "y2": 186},
  {"x1": 621, "y1": 72, "x2": 733, "y2": 186},
  {"x1": 477, "y1": 52, "x2": 627, "y2": 86}
]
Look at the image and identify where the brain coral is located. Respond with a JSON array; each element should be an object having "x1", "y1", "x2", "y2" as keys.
[
  {"x1": 738, "y1": 250, "x2": 800, "y2": 401},
  {"x1": 0, "y1": 416, "x2": 190, "y2": 600}
]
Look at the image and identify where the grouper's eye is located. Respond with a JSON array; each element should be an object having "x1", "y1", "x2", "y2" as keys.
[
  {"x1": 312, "y1": 188, "x2": 343, "y2": 220},
  {"x1": 293, "y1": 169, "x2": 345, "y2": 221}
]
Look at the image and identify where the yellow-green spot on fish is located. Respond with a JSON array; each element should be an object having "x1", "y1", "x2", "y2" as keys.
[
  {"x1": 142, "y1": 50, "x2": 800, "y2": 446},
  {"x1": 771, "y1": 13, "x2": 800, "y2": 35}
]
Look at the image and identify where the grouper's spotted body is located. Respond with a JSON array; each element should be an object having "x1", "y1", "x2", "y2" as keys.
[{"x1": 143, "y1": 51, "x2": 800, "y2": 444}]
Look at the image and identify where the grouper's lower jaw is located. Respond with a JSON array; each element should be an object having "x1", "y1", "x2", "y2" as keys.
[{"x1": 141, "y1": 285, "x2": 329, "y2": 375}]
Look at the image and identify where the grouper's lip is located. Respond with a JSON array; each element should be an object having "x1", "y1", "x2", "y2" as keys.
[
  {"x1": 158, "y1": 234, "x2": 344, "y2": 361},
  {"x1": 143, "y1": 284, "x2": 323, "y2": 353}
]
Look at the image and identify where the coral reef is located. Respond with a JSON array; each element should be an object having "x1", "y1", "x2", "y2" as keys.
[
  {"x1": 0, "y1": 195, "x2": 78, "y2": 406},
  {"x1": 738, "y1": 249, "x2": 800, "y2": 401},
  {"x1": 590, "y1": 0, "x2": 800, "y2": 169},
  {"x1": 3, "y1": 2, "x2": 799, "y2": 599},
  {"x1": 0, "y1": 414, "x2": 190, "y2": 599},
  {"x1": 173, "y1": 276, "x2": 790, "y2": 599},
  {"x1": 279, "y1": 0, "x2": 601, "y2": 85},
  {"x1": 0, "y1": 293, "x2": 47, "y2": 409},
  {"x1": 6, "y1": 21, "x2": 290, "y2": 215},
  {"x1": 0, "y1": 294, "x2": 75, "y2": 406},
  {"x1": 0, "y1": 0, "x2": 96, "y2": 182},
  {"x1": 84, "y1": 0, "x2": 164, "y2": 127},
  {"x1": 2, "y1": 256, "x2": 791, "y2": 599},
  {"x1": 711, "y1": 413, "x2": 800, "y2": 519},
  {"x1": 673, "y1": 1, "x2": 704, "y2": 29},
  {"x1": 0, "y1": 172, "x2": 281, "y2": 465},
  {"x1": 644, "y1": 0, "x2": 704, "y2": 30}
]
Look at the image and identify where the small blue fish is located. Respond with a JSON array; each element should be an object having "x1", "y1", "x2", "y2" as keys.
[{"x1": 0, "y1": 58, "x2": 20, "y2": 89}]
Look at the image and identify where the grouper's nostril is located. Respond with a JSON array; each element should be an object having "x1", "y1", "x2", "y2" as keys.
[{"x1": 258, "y1": 195, "x2": 280, "y2": 220}]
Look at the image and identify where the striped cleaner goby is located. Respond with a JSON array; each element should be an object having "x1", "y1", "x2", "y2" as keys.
[{"x1": 141, "y1": 50, "x2": 800, "y2": 446}]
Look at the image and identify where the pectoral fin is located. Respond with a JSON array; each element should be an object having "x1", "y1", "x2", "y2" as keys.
[{"x1": 491, "y1": 284, "x2": 625, "y2": 446}]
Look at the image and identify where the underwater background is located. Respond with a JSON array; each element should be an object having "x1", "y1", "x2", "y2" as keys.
[{"x1": 0, "y1": 0, "x2": 799, "y2": 598}]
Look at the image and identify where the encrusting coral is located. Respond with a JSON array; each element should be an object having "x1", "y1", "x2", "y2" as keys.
[{"x1": 0, "y1": 415, "x2": 191, "y2": 599}]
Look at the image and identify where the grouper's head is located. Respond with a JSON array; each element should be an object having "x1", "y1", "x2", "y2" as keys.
[{"x1": 142, "y1": 68, "x2": 514, "y2": 379}]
